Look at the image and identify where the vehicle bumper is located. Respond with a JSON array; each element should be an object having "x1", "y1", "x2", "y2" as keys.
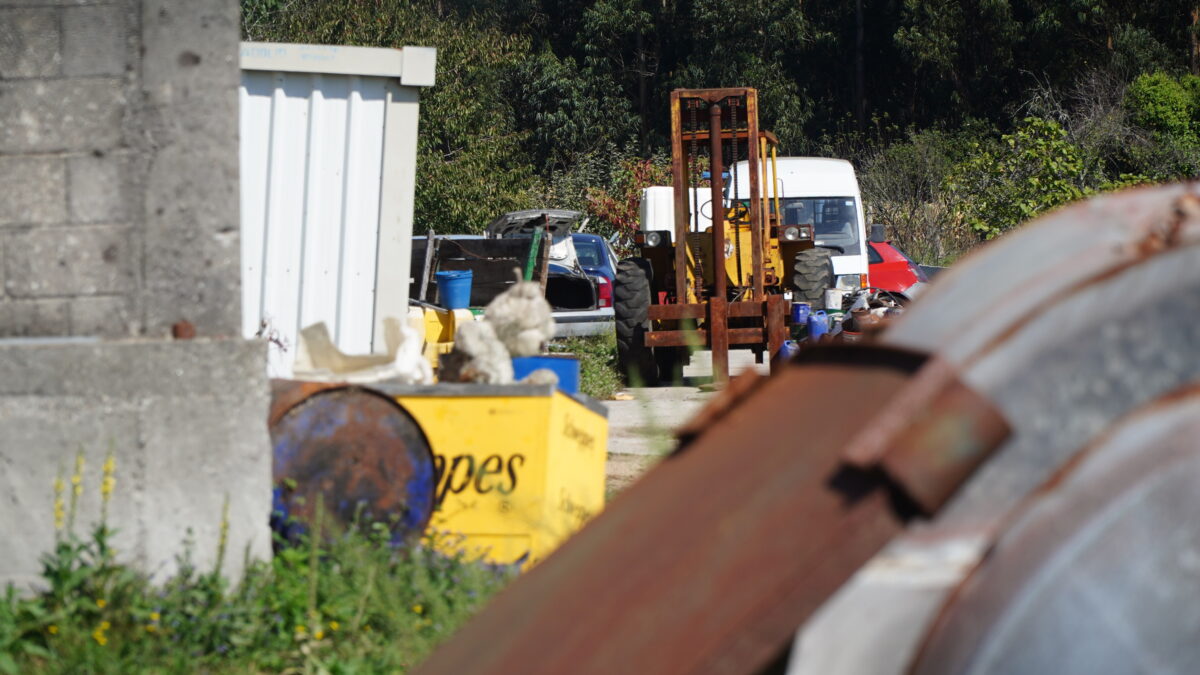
[{"x1": 553, "y1": 308, "x2": 615, "y2": 338}]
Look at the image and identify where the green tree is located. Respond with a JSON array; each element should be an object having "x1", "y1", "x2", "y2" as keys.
[{"x1": 946, "y1": 118, "x2": 1095, "y2": 238}]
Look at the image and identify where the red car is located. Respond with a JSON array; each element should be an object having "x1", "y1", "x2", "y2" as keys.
[{"x1": 867, "y1": 240, "x2": 929, "y2": 300}]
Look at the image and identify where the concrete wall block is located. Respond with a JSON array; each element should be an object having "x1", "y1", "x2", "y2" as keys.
[
  {"x1": 136, "y1": 0, "x2": 241, "y2": 338},
  {"x1": 0, "y1": 8, "x2": 61, "y2": 78},
  {"x1": 0, "y1": 338, "x2": 271, "y2": 591},
  {"x1": 5, "y1": 225, "x2": 134, "y2": 297},
  {"x1": 0, "y1": 298, "x2": 70, "y2": 336},
  {"x1": 140, "y1": 390, "x2": 272, "y2": 584},
  {"x1": 0, "y1": 156, "x2": 66, "y2": 225},
  {"x1": 68, "y1": 152, "x2": 131, "y2": 223},
  {"x1": 0, "y1": 398, "x2": 142, "y2": 591},
  {"x1": 69, "y1": 295, "x2": 135, "y2": 336},
  {"x1": 0, "y1": 338, "x2": 267, "y2": 400},
  {"x1": 142, "y1": 144, "x2": 240, "y2": 337},
  {"x1": 62, "y1": 4, "x2": 127, "y2": 77},
  {"x1": 0, "y1": 78, "x2": 125, "y2": 154}
]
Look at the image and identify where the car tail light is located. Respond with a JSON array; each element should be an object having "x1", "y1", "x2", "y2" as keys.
[{"x1": 595, "y1": 276, "x2": 612, "y2": 308}]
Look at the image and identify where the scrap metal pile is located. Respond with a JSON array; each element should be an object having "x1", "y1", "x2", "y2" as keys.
[{"x1": 418, "y1": 183, "x2": 1200, "y2": 674}]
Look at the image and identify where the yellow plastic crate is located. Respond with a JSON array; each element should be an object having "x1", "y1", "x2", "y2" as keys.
[{"x1": 385, "y1": 383, "x2": 608, "y2": 567}]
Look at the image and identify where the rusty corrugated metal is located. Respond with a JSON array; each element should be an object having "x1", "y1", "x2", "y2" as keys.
[{"x1": 416, "y1": 350, "x2": 1009, "y2": 674}]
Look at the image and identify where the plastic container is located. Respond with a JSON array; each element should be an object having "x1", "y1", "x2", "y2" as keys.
[
  {"x1": 435, "y1": 269, "x2": 473, "y2": 309},
  {"x1": 824, "y1": 288, "x2": 847, "y2": 311},
  {"x1": 807, "y1": 310, "x2": 828, "y2": 340},
  {"x1": 791, "y1": 302, "x2": 811, "y2": 324},
  {"x1": 775, "y1": 339, "x2": 801, "y2": 362},
  {"x1": 512, "y1": 355, "x2": 581, "y2": 395}
]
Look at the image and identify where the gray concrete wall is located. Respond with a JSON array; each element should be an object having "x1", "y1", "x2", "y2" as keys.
[
  {"x1": 0, "y1": 0, "x2": 272, "y2": 589},
  {"x1": 0, "y1": 339, "x2": 272, "y2": 589},
  {"x1": 0, "y1": 0, "x2": 241, "y2": 338}
]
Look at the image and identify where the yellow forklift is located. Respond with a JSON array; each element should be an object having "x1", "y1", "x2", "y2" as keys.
[{"x1": 615, "y1": 87, "x2": 833, "y2": 385}]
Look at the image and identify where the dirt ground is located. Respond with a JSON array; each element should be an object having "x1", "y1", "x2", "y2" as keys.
[{"x1": 602, "y1": 350, "x2": 770, "y2": 495}]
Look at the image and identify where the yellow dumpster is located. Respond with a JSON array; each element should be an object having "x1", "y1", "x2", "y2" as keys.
[{"x1": 379, "y1": 382, "x2": 608, "y2": 567}]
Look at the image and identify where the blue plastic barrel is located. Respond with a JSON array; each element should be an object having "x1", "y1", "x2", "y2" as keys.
[
  {"x1": 807, "y1": 310, "x2": 828, "y2": 340},
  {"x1": 435, "y1": 269, "x2": 473, "y2": 309},
  {"x1": 791, "y1": 302, "x2": 811, "y2": 324}
]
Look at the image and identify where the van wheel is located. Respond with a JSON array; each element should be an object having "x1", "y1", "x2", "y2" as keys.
[
  {"x1": 614, "y1": 258, "x2": 659, "y2": 386},
  {"x1": 793, "y1": 248, "x2": 834, "y2": 306}
]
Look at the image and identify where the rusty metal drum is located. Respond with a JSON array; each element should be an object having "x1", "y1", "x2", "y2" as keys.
[{"x1": 269, "y1": 381, "x2": 436, "y2": 543}]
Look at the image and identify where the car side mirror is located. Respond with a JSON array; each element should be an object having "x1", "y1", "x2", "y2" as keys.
[{"x1": 869, "y1": 223, "x2": 886, "y2": 243}]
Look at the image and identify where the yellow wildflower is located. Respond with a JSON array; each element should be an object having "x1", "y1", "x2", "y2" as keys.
[
  {"x1": 96, "y1": 598, "x2": 107, "y2": 609},
  {"x1": 150, "y1": 612, "x2": 161, "y2": 622},
  {"x1": 329, "y1": 621, "x2": 340, "y2": 632},
  {"x1": 314, "y1": 628, "x2": 325, "y2": 640},
  {"x1": 92, "y1": 621, "x2": 110, "y2": 646},
  {"x1": 145, "y1": 624, "x2": 157, "y2": 633},
  {"x1": 101, "y1": 453, "x2": 116, "y2": 499},
  {"x1": 411, "y1": 604, "x2": 423, "y2": 615},
  {"x1": 46, "y1": 624, "x2": 58, "y2": 635},
  {"x1": 53, "y1": 475, "x2": 66, "y2": 532},
  {"x1": 295, "y1": 624, "x2": 307, "y2": 635}
]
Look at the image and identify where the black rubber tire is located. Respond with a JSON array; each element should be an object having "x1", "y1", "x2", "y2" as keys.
[
  {"x1": 792, "y1": 247, "x2": 835, "y2": 306},
  {"x1": 614, "y1": 258, "x2": 658, "y2": 386}
]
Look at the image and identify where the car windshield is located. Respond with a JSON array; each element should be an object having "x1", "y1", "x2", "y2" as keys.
[
  {"x1": 776, "y1": 197, "x2": 861, "y2": 255},
  {"x1": 574, "y1": 239, "x2": 604, "y2": 268}
]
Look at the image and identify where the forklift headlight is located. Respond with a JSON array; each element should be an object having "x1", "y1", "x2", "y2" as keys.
[
  {"x1": 782, "y1": 226, "x2": 801, "y2": 241},
  {"x1": 645, "y1": 231, "x2": 664, "y2": 247}
]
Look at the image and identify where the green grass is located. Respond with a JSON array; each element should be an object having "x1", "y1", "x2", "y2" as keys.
[
  {"x1": 1, "y1": 458, "x2": 513, "y2": 674},
  {"x1": 551, "y1": 333, "x2": 622, "y2": 400}
]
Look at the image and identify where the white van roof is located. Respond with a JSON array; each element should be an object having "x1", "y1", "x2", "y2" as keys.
[{"x1": 732, "y1": 157, "x2": 861, "y2": 199}]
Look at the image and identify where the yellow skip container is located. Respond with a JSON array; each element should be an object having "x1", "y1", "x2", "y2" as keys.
[{"x1": 379, "y1": 382, "x2": 608, "y2": 567}]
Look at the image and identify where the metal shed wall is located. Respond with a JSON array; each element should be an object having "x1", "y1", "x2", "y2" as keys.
[{"x1": 239, "y1": 42, "x2": 436, "y2": 375}]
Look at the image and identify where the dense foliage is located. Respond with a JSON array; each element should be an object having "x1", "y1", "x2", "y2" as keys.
[{"x1": 244, "y1": 0, "x2": 1200, "y2": 258}]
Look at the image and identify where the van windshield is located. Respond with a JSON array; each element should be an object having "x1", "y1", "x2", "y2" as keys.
[{"x1": 776, "y1": 197, "x2": 861, "y2": 255}]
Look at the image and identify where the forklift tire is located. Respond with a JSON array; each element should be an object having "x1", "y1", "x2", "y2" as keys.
[
  {"x1": 792, "y1": 247, "x2": 835, "y2": 306},
  {"x1": 614, "y1": 258, "x2": 659, "y2": 386}
]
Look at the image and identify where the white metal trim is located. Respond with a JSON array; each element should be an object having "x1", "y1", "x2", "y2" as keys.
[{"x1": 241, "y1": 41, "x2": 406, "y2": 78}]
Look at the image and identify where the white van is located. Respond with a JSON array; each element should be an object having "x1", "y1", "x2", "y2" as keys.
[{"x1": 732, "y1": 157, "x2": 870, "y2": 289}]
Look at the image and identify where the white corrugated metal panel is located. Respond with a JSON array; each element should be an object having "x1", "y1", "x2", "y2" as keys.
[
  {"x1": 240, "y1": 70, "x2": 387, "y2": 375},
  {"x1": 240, "y1": 43, "x2": 435, "y2": 377}
]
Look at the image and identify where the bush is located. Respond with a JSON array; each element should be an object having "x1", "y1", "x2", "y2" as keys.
[
  {"x1": 552, "y1": 333, "x2": 622, "y2": 400},
  {"x1": 945, "y1": 117, "x2": 1097, "y2": 239},
  {"x1": 1, "y1": 452, "x2": 512, "y2": 673},
  {"x1": 858, "y1": 127, "x2": 979, "y2": 264}
]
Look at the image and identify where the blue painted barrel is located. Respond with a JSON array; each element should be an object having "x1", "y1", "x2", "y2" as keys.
[
  {"x1": 436, "y1": 269, "x2": 474, "y2": 309},
  {"x1": 269, "y1": 383, "x2": 436, "y2": 545}
]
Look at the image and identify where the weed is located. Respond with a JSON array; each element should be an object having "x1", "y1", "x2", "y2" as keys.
[
  {"x1": 551, "y1": 333, "x2": 622, "y2": 400},
  {"x1": 0, "y1": 451, "x2": 513, "y2": 673}
]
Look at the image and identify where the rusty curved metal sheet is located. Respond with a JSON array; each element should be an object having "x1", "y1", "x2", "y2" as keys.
[
  {"x1": 910, "y1": 384, "x2": 1200, "y2": 675},
  {"x1": 789, "y1": 185, "x2": 1200, "y2": 675},
  {"x1": 270, "y1": 381, "x2": 436, "y2": 542}
]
